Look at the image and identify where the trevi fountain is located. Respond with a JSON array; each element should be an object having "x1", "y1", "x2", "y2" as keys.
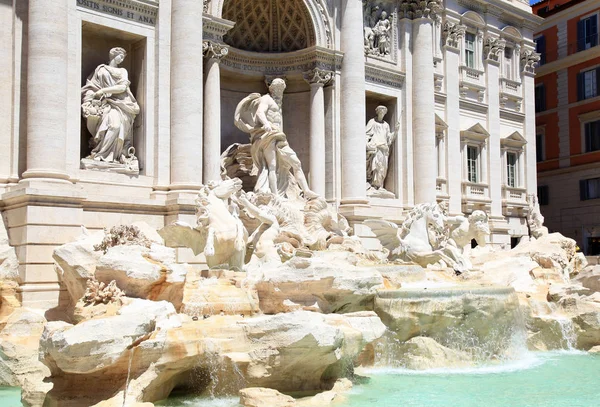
[{"x1": 1, "y1": 0, "x2": 600, "y2": 406}]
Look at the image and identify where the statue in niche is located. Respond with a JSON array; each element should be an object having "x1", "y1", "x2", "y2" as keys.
[
  {"x1": 363, "y1": 2, "x2": 392, "y2": 57},
  {"x1": 81, "y1": 47, "x2": 140, "y2": 175},
  {"x1": 373, "y1": 11, "x2": 391, "y2": 55},
  {"x1": 234, "y1": 78, "x2": 318, "y2": 200},
  {"x1": 366, "y1": 105, "x2": 398, "y2": 198},
  {"x1": 363, "y1": 3, "x2": 379, "y2": 51}
]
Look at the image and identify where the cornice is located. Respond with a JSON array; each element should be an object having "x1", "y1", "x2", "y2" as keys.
[{"x1": 220, "y1": 46, "x2": 343, "y2": 76}]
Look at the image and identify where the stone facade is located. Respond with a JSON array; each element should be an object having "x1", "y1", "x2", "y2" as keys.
[
  {"x1": 533, "y1": 0, "x2": 600, "y2": 255},
  {"x1": 1, "y1": 0, "x2": 541, "y2": 307}
]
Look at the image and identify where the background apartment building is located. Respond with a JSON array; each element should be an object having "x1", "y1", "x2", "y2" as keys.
[{"x1": 533, "y1": 0, "x2": 600, "y2": 255}]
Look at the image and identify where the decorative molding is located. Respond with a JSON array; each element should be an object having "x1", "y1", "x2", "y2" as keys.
[
  {"x1": 483, "y1": 36, "x2": 506, "y2": 62},
  {"x1": 219, "y1": 46, "x2": 343, "y2": 76},
  {"x1": 434, "y1": 73, "x2": 444, "y2": 92},
  {"x1": 303, "y1": 68, "x2": 334, "y2": 86},
  {"x1": 316, "y1": 0, "x2": 333, "y2": 47},
  {"x1": 459, "y1": 99, "x2": 488, "y2": 114},
  {"x1": 204, "y1": 0, "x2": 210, "y2": 13},
  {"x1": 499, "y1": 109, "x2": 525, "y2": 123},
  {"x1": 203, "y1": 14, "x2": 236, "y2": 41},
  {"x1": 398, "y1": 0, "x2": 443, "y2": 20},
  {"x1": 203, "y1": 41, "x2": 229, "y2": 61},
  {"x1": 442, "y1": 21, "x2": 466, "y2": 49},
  {"x1": 365, "y1": 63, "x2": 405, "y2": 89},
  {"x1": 75, "y1": 0, "x2": 158, "y2": 26}
]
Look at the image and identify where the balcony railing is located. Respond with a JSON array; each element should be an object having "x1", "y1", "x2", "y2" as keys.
[
  {"x1": 500, "y1": 78, "x2": 521, "y2": 95},
  {"x1": 462, "y1": 182, "x2": 489, "y2": 200},
  {"x1": 502, "y1": 186, "x2": 527, "y2": 204},
  {"x1": 460, "y1": 66, "x2": 485, "y2": 87}
]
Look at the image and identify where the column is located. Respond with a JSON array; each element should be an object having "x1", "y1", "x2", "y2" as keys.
[
  {"x1": 485, "y1": 37, "x2": 504, "y2": 219},
  {"x1": 340, "y1": 0, "x2": 366, "y2": 204},
  {"x1": 170, "y1": 0, "x2": 203, "y2": 191},
  {"x1": 23, "y1": 0, "x2": 69, "y2": 182},
  {"x1": 521, "y1": 50, "x2": 539, "y2": 195},
  {"x1": 304, "y1": 69, "x2": 333, "y2": 197},
  {"x1": 411, "y1": 4, "x2": 441, "y2": 204},
  {"x1": 203, "y1": 41, "x2": 228, "y2": 184},
  {"x1": 443, "y1": 21, "x2": 466, "y2": 215}
]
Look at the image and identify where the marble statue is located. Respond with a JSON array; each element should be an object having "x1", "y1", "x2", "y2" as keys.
[
  {"x1": 234, "y1": 78, "x2": 318, "y2": 199},
  {"x1": 373, "y1": 11, "x2": 391, "y2": 55},
  {"x1": 363, "y1": 3, "x2": 379, "y2": 51},
  {"x1": 81, "y1": 47, "x2": 140, "y2": 175},
  {"x1": 366, "y1": 203, "x2": 488, "y2": 273},
  {"x1": 159, "y1": 178, "x2": 248, "y2": 271},
  {"x1": 366, "y1": 105, "x2": 398, "y2": 197},
  {"x1": 527, "y1": 194, "x2": 549, "y2": 239},
  {"x1": 446, "y1": 210, "x2": 490, "y2": 251},
  {"x1": 363, "y1": 3, "x2": 392, "y2": 57},
  {"x1": 365, "y1": 203, "x2": 455, "y2": 268}
]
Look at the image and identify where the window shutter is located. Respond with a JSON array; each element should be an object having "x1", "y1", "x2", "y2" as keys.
[
  {"x1": 537, "y1": 36, "x2": 546, "y2": 63},
  {"x1": 591, "y1": 15, "x2": 598, "y2": 47},
  {"x1": 596, "y1": 67, "x2": 600, "y2": 96},
  {"x1": 577, "y1": 72, "x2": 584, "y2": 101},
  {"x1": 580, "y1": 179, "x2": 588, "y2": 201},
  {"x1": 577, "y1": 19, "x2": 585, "y2": 51},
  {"x1": 541, "y1": 85, "x2": 546, "y2": 111}
]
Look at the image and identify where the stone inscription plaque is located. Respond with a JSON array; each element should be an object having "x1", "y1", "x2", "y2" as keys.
[{"x1": 76, "y1": 0, "x2": 158, "y2": 26}]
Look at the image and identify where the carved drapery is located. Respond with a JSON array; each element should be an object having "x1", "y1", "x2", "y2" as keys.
[
  {"x1": 483, "y1": 36, "x2": 506, "y2": 62},
  {"x1": 442, "y1": 21, "x2": 466, "y2": 49},
  {"x1": 222, "y1": 0, "x2": 315, "y2": 53},
  {"x1": 398, "y1": 0, "x2": 443, "y2": 20}
]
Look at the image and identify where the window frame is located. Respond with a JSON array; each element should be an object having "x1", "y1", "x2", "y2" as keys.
[
  {"x1": 580, "y1": 177, "x2": 600, "y2": 201},
  {"x1": 535, "y1": 83, "x2": 546, "y2": 112},
  {"x1": 584, "y1": 119, "x2": 600, "y2": 153},
  {"x1": 464, "y1": 32, "x2": 476, "y2": 69},
  {"x1": 466, "y1": 145, "x2": 479, "y2": 183},
  {"x1": 534, "y1": 35, "x2": 546, "y2": 65},
  {"x1": 579, "y1": 110, "x2": 600, "y2": 154},
  {"x1": 577, "y1": 13, "x2": 599, "y2": 52}
]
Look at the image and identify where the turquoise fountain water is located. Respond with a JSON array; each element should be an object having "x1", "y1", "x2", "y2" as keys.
[{"x1": 153, "y1": 352, "x2": 600, "y2": 407}]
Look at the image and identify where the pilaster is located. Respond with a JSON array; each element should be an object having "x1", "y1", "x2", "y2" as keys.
[{"x1": 203, "y1": 41, "x2": 228, "y2": 184}]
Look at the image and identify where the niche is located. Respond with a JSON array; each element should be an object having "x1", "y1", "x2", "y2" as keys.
[
  {"x1": 365, "y1": 92, "x2": 399, "y2": 198},
  {"x1": 80, "y1": 22, "x2": 147, "y2": 173}
]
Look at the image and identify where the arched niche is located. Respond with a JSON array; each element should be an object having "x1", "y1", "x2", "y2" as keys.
[{"x1": 215, "y1": 0, "x2": 332, "y2": 50}]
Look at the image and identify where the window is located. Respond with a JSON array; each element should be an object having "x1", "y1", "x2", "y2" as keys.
[
  {"x1": 580, "y1": 177, "x2": 600, "y2": 200},
  {"x1": 577, "y1": 15, "x2": 598, "y2": 52},
  {"x1": 467, "y1": 145, "x2": 479, "y2": 183},
  {"x1": 465, "y1": 33, "x2": 476, "y2": 68},
  {"x1": 584, "y1": 119, "x2": 600, "y2": 152},
  {"x1": 578, "y1": 68, "x2": 600, "y2": 100},
  {"x1": 506, "y1": 152, "x2": 517, "y2": 187},
  {"x1": 535, "y1": 35, "x2": 546, "y2": 65},
  {"x1": 588, "y1": 237, "x2": 600, "y2": 255},
  {"x1": 538, "y1": 185, "x2": 549, "y2": 206},
  {"x1": 535, "y1": 84, "x2": 546, "y2": 112},
  {"x1": 504, "y1": 47, "x2": 513, "y2": 79},
  {"x1": 536, "y1": 133, "x2": 545, "y2": 162}
]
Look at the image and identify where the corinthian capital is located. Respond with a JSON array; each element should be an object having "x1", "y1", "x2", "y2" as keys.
[
  {"x1": 399, "y1": 0, "x2": 444, "y2": 20},
  {"x1": 442, "y1": 21, "x2": 466, "y2": 49},
  {"x1": 303, "y1": 68, "x2": 334, "y2": 86},
  {"x1": 203, "y1": 41, "x2": 229, "y2": 61},
  {"x1": 520, "y1": 49, "x2": 541, "y2": 73},
  {"x1": 483, "y1": 36, "x2": 506, "y2": 62}
]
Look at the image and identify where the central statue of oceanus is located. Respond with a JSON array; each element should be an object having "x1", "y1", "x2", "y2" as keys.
[{"x1": 233, "y1": 78, "x2": 318, "y2": 199}]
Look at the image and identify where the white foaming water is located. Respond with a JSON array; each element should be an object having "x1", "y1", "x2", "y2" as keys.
[
  {"x1": 555, "y1": 317, "x2": 577, "y2": 350},
  {"x1": 360, "y1": 350, "x2": 587, "y2": 377}
]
